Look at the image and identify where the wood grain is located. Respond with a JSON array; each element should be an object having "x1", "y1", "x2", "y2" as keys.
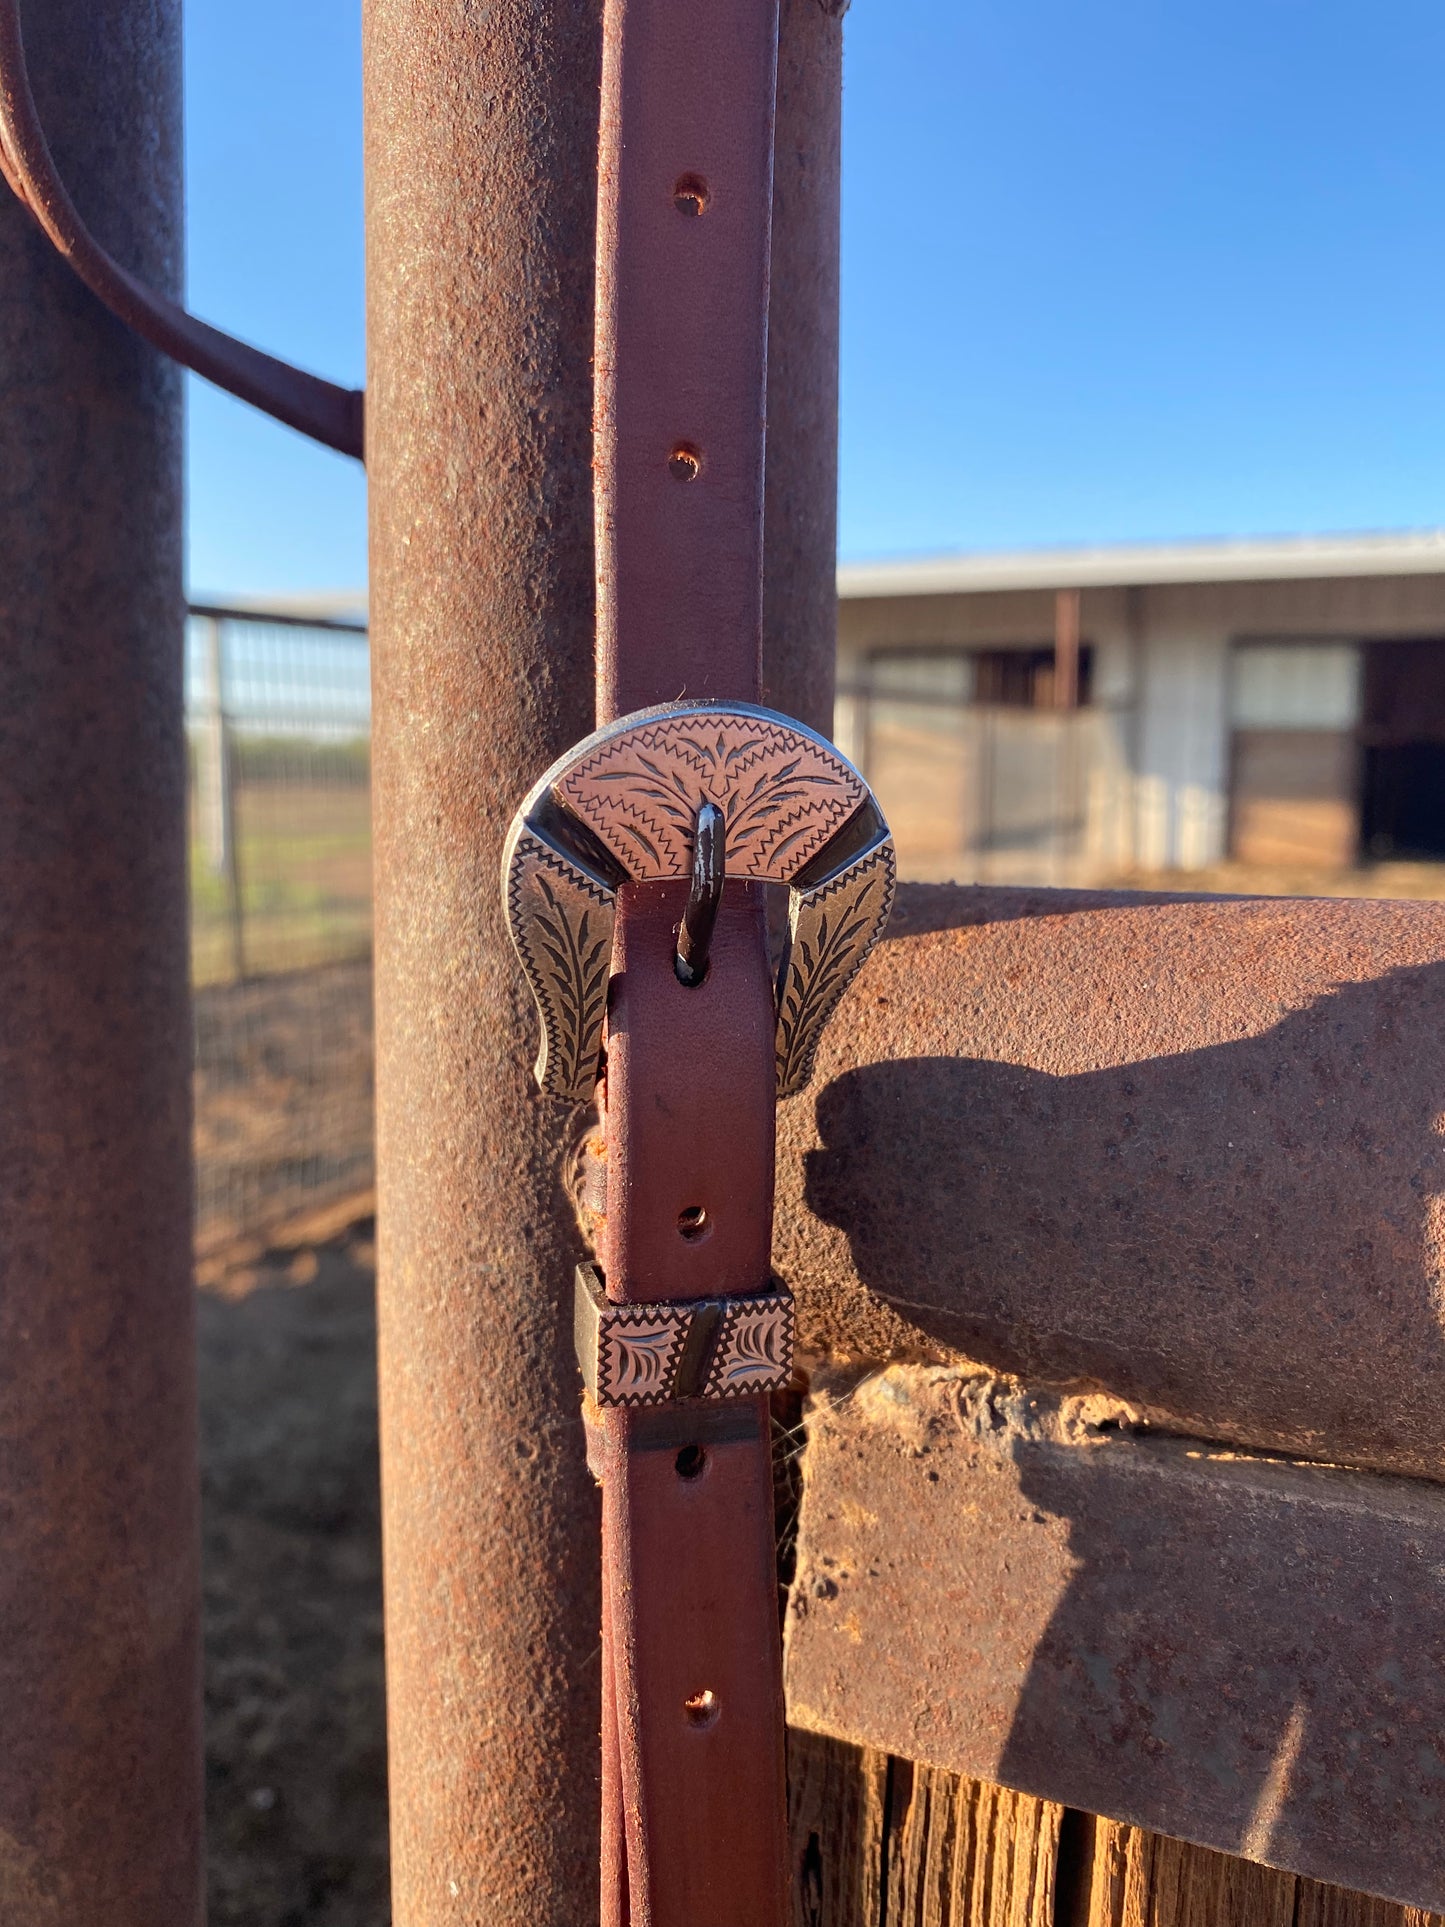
[
  {"x1": 789, "y1": 1733, "x2": 1445, "y2": 1927},
  {"x1": 1078, "y1": 1823, "x2": 1445, "y2": 1927},
  {"x1": 885, "y1": 1758, "x2": 1062, "y2": 1927},
  {"x1": 788, "y1": 1727, "x2": 886, "y2": 1927}
]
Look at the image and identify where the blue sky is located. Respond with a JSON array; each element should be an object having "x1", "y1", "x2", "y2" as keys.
[{"x1": 185, "y1": 0, "x2": 1445, "y2": 596}]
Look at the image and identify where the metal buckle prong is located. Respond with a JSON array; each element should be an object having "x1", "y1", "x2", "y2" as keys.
[{"x1": 674, "y1": 800, "x2": 725, "y2": 987}]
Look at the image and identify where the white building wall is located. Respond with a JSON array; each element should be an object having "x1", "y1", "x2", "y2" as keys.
[
  {"x1": 836, "y1": 568, "x2": 1445, "y2": 880},
  {"x1": 1135, "y1": 628, "x2": 1230, "y2": 870}
]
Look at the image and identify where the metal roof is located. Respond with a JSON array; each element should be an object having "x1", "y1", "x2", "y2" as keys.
[
  {"x1": 837, "y1": 529, "x2": 1445, "y2": 599},
  {"x1": 188, "y1": 589, "x2": 369, "y2": 624}
]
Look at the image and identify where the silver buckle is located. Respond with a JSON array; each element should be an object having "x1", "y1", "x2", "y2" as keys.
[{"x1": 501, "y1": 701, "x2": 895, "y2": 1101}]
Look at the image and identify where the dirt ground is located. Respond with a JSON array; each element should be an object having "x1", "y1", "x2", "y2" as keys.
[{"x1": 200, "y1": 1226, "x2": 391, "y2": 1926}]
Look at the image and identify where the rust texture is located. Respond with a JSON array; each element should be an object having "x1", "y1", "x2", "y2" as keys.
[
  {"x1": 0, "y1": 0, "x2": 363, "y2": 455},
  {"x1": 785, "y1": 1363, "x2": 1445, "y2": 1915},
  {"x1": 777, "y1": 883, "x2": 1445, "y2": 1480},
  {"x1": 0, "y1": 2, "x2": 201, "y2": 1921},
  {"x1": 763, "y1": 0, "x2": 843, "y2": 738},
  {"x1": 362, "y1": 2, "x2": 604, "y2": 1920},
  {"x1": 363, "y1": 2, "x2": 843, "y2": 1914}
]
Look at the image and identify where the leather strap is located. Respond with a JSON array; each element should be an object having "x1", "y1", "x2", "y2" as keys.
[
  {"x1": 501, "y1": 9, "x2": 891, "y2": 1916},
  {"x1": 593, "y1": 1, "x2": 786, "y2": 1922},
  {"x1": 595, "y1": 0, "x2": 780, "y2": 714},
  {"x1": 596, "y1": 887, "x2": 785, "y2": 1926}
]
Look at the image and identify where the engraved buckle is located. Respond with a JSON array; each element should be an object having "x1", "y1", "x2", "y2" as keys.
[
  {"x1": 501, "y1": 701, "x2": 895, "y2": 1101},
  {"x1": 573, "y1": 1264, "x2": 794, "y2": 1407}
]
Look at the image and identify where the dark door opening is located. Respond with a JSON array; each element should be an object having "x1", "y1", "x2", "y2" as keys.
[{"x1": 1360, "y1": 641, "x2": 1445, "y2": 860}]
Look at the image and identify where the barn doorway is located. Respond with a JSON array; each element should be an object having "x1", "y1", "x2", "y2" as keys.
[
  {"x1": 1228, "y1": 642, "x2": 1362, "y2": 869},
  {"x1": 1360, "y1": 640, "x2": 1445, "y2": 860}
]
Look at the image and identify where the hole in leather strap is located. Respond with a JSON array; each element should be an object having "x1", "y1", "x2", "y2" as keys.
[{"x1": 683, "y1": 1689, "x2": 720, "y2": 1729}]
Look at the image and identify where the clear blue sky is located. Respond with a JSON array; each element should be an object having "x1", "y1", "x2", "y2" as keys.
[{"x1": 185, "y1": 0, "x2": 1445, "y2": 597}]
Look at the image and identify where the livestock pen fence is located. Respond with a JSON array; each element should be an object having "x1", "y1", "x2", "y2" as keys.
[
  {"x1": 185, "y1": 607, "x2": 1179, "y2": 1248},
  {"x1": 187, "y1": 605, "x2": 375, "y2": 1248}
]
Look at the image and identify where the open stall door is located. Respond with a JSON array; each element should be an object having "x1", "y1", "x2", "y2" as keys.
[
  {"x1": 1361, "y1": 639, "x2": 1445, "y2": 859},
  {"x1": 1229, "y1": 641, "x2": 1361, "y2": 867}
]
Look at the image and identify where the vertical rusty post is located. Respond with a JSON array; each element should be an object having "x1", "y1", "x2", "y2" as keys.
[
  {"x1": 1053, "y1": 587, "x2": 1082, "y2": 879},
  {"x1": 363, "y1": 2, "x2": 843, "y2": 1921},
  {"x1": 0, "y1": 4, "x2": 199, "y2": 1925},
  {"x1": 363, "y1": 6, "x2": 604, "y2": 1923},
  {"x1": 1054, "y1": 586, "x2": 1082, "y2": 710},
  {"x1": 765, "y1": 0, "x2": 846, "y2": 738}
]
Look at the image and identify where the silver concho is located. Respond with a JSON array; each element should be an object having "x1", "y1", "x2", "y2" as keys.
[
  {"x1": 501, "y1": 701, "x2": 895, "y2": 1102},
  {"x1": 574, "y1": 1264, "x2": 794, "y2": 1407}
]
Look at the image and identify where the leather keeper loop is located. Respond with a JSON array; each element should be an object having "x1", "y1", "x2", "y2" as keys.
[{"x1": 574, "y1": 1263, "x2": 794, "y2": 1408}]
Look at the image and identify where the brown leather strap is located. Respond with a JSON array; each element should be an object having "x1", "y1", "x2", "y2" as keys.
[
  {"x1": 595, "y1": 0, "x2": 780, "y2": 715},
  {"x1": 597, "y1": 885, "x2": 785, "y2": 1925},
  {"x1": 592, "y1": 1, "x2": 786, "y2": 1921}
]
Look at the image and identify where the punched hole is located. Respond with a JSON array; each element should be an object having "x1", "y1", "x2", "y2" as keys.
[
  {"x1": 669, "y1": 444, "x2": 702, "y2": 482},
  {"x1": 675, "y1": 1444, "x2": 707, "y2": 1481},
  {"x1": 677, "y1": 1204, "x2": 710, "y2": 1242},
  {"x1": 684, "y1": 1689, "x2": 720, "y2": 1729},
  {"x1": 673, "y1": 174, "x2": 709, "y2": 217}
]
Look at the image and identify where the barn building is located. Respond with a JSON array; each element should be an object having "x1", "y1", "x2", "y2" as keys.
[{"x1": 834, "y1": 530, "x2": 1445, "y2": 885}]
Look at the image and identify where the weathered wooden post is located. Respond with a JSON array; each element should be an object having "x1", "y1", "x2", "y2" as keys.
[
  {"x1": 363, "y1": 0, "x2": 844, "y2": 1918},
  {"x1": 0, "y1": 3, "x2": 202, "y2": 1921}
]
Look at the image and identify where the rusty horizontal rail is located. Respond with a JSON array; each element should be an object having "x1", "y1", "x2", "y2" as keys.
[
  {"x1": 785, "y1": 1363, "x2": 1445, "y2": 1915},
  {"x1": 187, "y1": 601, "x2": 367, "y2": 635},
  {"x1": 776, "y1": 881, "x2": 1445, "y2": 1481}
]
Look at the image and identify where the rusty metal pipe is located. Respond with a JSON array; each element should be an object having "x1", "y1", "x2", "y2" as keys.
[
  {"x1": 363, "y1": 0, "x2": 844, "y2": 1917},
  {"x1": 776, "y1": 882, "x2": 1445, "y2": 1482},
  {"x1": 764, "y1": 0, "x2": 845, "y2": 740},
  {"x1": 0, "y1": 4, "x2": 200, "y2": 1922},
  {"x1": 364, "y1": 6, "x2": 606, "y2": 1922},
  {"x1": 0, "y1": 0, "x2": 364, "y2": 457}
]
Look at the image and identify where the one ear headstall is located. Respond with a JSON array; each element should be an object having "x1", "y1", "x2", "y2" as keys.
[
  {"x1": 502, "y1": 699, "x2": 895, "y2": 1103},
  {"x1": 500, "y1": 0, "x2": 886, "y2": 1916}
]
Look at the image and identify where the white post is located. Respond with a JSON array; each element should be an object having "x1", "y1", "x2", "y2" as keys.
[{"x1": 197, "y1": 616, "x2": 243, "y2": 978}]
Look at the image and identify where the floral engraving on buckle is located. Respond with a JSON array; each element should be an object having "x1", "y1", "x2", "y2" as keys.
[
  {"x1": 775, "y1": 831, "x2": 896, "y2": 1098},
  {"x1": 504, "y1": 828, "x2": 616, "y2": 1099},
  {"x1": 558, "y1": 708, "x2": 865, "y2": 882},
  {"x1": 502, "y1": 702, "x2": 895, "y2": 1104}
]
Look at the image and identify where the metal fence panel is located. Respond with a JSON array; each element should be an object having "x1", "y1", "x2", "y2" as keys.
[{"x1": 186, "y1": 609, "x2": 374, "y2": 1246}]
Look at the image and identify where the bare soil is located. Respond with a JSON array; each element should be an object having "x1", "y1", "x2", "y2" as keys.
[{"x1": 200, "y1": 1227, "x2": 390, "y2": 1926}]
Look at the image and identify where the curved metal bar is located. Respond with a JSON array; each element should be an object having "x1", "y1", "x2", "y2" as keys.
[{"x1": 0, "y1": 0, "x2": 364, "y2": 461}]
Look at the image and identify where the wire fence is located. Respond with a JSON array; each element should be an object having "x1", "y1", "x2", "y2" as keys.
[{"x1": 187, "y1": 607, "x2": 375, "y2": 1250}]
